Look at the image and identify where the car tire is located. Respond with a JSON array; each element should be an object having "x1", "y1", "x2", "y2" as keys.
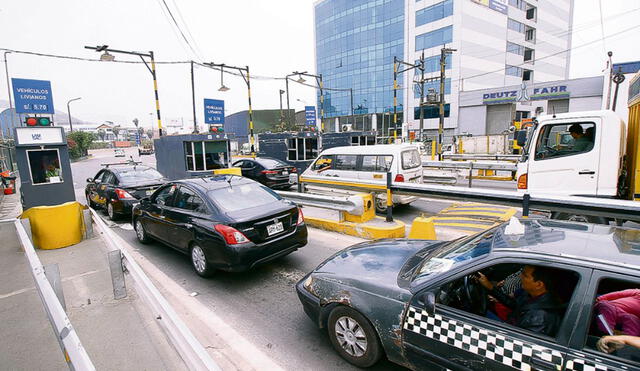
[
  {"x1": 374, "y1": 195, "x2": 388, "y2": 214},
  {"x1": 327, "y1": 306, "x2": 383, "y2": 368},
  {"x1": 134, "y1": 219, "x2": 151, "y2": 244},
  {"x1": 553, "y1": 212, "x2": 608, "y2": 225},
  {"x1": 85, "y1": 193, "x2": 97, "y2": 209},
  {"x1": 190, "y1": 243, "x2": 215, "y2": 278},
  {"x1": 106, "y1": 201, "x2": 118, "y2": 221}
]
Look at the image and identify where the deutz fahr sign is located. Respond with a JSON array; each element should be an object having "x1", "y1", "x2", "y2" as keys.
[{"x1": 12, "y1": 78, "x2": 55, "y2": 114}]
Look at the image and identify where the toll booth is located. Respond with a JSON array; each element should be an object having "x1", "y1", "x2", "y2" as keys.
[
  {"x1": 321, "y1": 131, "x2": 377, "y2": 150},
  {"x1": 154, "y1": 133, "x2": 232, "y2": 180},
  {"x1": 14, "y1": 126, "x2": 75, "y2": 209},
  {"x1": 258, "y1": 131, "x2": 320, "y2": 173}
]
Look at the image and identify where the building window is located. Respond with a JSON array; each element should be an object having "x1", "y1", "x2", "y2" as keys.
[
  {"x1": 526, "y1": 5, "x2": 537, "y2": 20},
  {"x1": 508, "y1": 18, "x2": 525, "y2": 33},
  {"x1": 524, "y1": 48, "x2": 534, "y2": 62},
  {"x1": 506, "y1": 65, "x2": 522, "y2": 77},
  {"x1": 184, "y1": 141, "x2": 228, "y2": 171},
  {"x1": 525, "y1": 27, "x2": 536, "y2": 42},
  {"x1": 507, "y1": 41, "x2": 524, "y2": 56},
  {"x1": 415, "y1": 26, "x2": 453, "y2": 51},
  {"x1": 413, "y1": 104, "x2": 451, "y2": 120},
  {"x1": 522, "y1": 69, "x2": 533, "y2": 81},
  {"x1": 287, "y1": 137, "x2": 318, "y2": 161},
  {"x1": 416, "y1": 0, "x2": 453, "y2": 27},
  {"x1": 508, "y1": 0, "x2": 526, "y2": 10},
  {"x1": 27, "y1": 149, "x2": 63, "y2": 185}
]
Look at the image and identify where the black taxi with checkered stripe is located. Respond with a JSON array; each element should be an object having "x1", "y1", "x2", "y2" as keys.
[{"x1": 296, "y1": 218, "x2": 640, "y2": 370}]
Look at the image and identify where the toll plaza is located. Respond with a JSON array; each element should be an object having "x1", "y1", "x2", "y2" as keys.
[
  {"x1": 14, "y1": 126, "x2": 75, "y2": 209},
  {"x1": 154, "y1": 132, "x2": 232, "y2": 180},
  {"x1": 321, "y1": 130, "x2": 377, "y2": 149},
  {"x1": 258, "y1": 131, "x2": 320, "y2": 172}
]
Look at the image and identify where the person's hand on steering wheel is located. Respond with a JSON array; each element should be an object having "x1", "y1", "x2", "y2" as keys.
[{"x1": 475, "y1": 272, "x2": 494, "y2": 291}]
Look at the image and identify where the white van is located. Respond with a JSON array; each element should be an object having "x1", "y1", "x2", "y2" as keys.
[{"x1": 302, "y1": 144, "x2": 423, "y2": 212}]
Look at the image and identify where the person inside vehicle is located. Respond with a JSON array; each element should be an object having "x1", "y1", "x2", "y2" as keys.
[
  {"x1": 569, "y1": 123, "x2": 593, "y2": 152},
  {"x1": 594, "y1": 288, "x2": 640, "y2": 336},
  {"x1": 477, "y1": 265, "x2": 563, "y2": 336},
  {"x1": 597, "y1": 335, "x2": 640, "y2": 353}
]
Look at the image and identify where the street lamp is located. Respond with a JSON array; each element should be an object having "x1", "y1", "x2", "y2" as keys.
[
  {"x1": 66, "y1": 97, "x2": 82, "y2": 132},
  {"x1": 296, "y1": 74, "x2": 306, "y2": 84},
  {"x1": 291, "y1": 71, "x2": 324, "y2": 132},
  {"x1": 218, "y1": 65, "x2": 230, "y2": 92},
  {"x1": 85, "y1": 44, "x2": 164, "y2": 136}
]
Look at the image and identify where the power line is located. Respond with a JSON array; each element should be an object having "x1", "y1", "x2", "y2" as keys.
[
  {"x1": 157, "y1": 0, "x2": 203, "y2": 61},
  {"x1": 170, "y1": 0, "x2": 206, "y2": 60}
]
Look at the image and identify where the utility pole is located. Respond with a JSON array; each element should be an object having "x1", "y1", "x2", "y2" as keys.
[
  {"x1": 85, "y1": 45, "x2": 164, "y2": 136},
  {"x1": 418, "y1": 51, "x2": 425, "y2": 143},
  {"x1": 66, "y1": 97, "x2": 82, "y2": 132},
  {"x1": 3, "y1": 51, "x2": 13, "y2": 133},
  {"x1": 190, "y1": 61, "x2": 198, "y2": 133},
  {"x1": 438, "y1": 47, "x2": 456, "y2": 160},
  {"x1": 605, "y1": 51, "x2": 613, "y2": 110},
  {"x1": 285, "y1": 73, "x2": 296, "y2": 129},
  {"x1": 393, "y1": 57, "x2": 422, "y2": 143},
  {"x1": 279, "y1": 89, "x2": 285, "y2": 131}
]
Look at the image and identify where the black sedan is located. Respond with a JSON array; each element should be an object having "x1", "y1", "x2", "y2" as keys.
[
  {"x1": 232, "y1": 157, "x2": 296, "y2": 189},
  {"x1": 132, "y1": 175, "x2": 308, "y2": 277},
  {"x1": 85, "y1": 165, "x2": 165, "y2": 220},
  {"x1": 297, "y1": 219, "x2": 640, "y2": 370}
]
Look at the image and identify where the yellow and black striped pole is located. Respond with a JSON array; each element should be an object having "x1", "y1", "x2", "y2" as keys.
[
  {"x1": 319, "y1": 75, "x2": 324, "y2": 132},
  {"x1": 150, "y1": 51, "x2": 163, "y2": 137},
  {"x1": 246, "y1": 66, "x2": 255, "y2": 158},
  {"x1": 393, "y1": 57, "x2": 398, "y2": 142}
]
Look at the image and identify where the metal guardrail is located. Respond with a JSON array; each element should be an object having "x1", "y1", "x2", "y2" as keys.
[
  {"x1": 299, "y1": 174, "x2": 640, "y2": 222},
  {"x1": 423, "y1": 161, "x2": 518, "y2": 172},
  {"x1": 90, "y1": 209, "x2": 220, "y2": 371},
  {"x1": 13, "y1": 219, "x2": 96, "y2": 371},
  {"x1": 276, "y1": 190, "x2": 365, "y2": 215},
  {"x1": 443, "y1": 153, "x2": 521, "y2": 162}
]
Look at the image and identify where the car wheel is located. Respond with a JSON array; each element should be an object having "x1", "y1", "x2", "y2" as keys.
[
  {"x1": 106, "y1": 202, "x2": 118, "y2": 221},
  {"x1": 327, "y1": 306, "x2": 382, "y2": 368},
  {"x1": 190, "y1": 243, "x2": 214, "y2": 278},
  {"x1": 134, "y1": 219, "x2": 151, "y2": 244},
  {"x1": 85, "y1": 193, "x2": 97, "y2": 209},
  {"x1": 374, "y1": 195, "x2": 388, "y2": 214}
]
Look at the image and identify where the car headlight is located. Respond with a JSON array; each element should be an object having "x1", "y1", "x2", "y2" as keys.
[{"x1": 303, "y1": 275, "x2": 318, "y2": 297}]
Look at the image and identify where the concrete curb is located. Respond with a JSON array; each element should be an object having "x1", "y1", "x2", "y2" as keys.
[{"x1": 305, "y1": 216, "x2": 405, "y2": 239}]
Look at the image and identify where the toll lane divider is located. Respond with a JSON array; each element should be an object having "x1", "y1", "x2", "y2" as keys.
[
  {"x1": 299, "y1": 174, "x2": 640, "y2": 222},
  {"x1": 90, "y1": 209, "x2": 220, "y2": 371},
  {"x1": 13, "y1": 219, "x2": 96, "y2": 371}
]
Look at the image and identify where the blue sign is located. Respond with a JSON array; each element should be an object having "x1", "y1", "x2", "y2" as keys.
[
  {"x1": 204, "y1": 99, "x2": 225, "y2": 124},
  {"x1": 135, "y1": 132, "x2": 141, "y2": 146},
  {"x1": 12, "y1": 78, "x2": 55, "y2": 114},
  {"x1": 305, "y1": 106, "x2": 317, "y2": 126}
]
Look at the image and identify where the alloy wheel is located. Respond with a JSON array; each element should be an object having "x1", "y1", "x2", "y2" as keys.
[
  {"x1": 191, "y1": 245, "x2": 206, "y2": 273},
  {"x1": 334, "y1": 316, "x2": 368, "y2": 357},
  {"x1": 135, "y1": 220, "x2": 145, "y2": 240}
]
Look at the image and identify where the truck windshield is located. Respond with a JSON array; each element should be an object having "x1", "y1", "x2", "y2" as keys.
[{"x1": 520, "y1": 122, "x2": 537, "y2": 161}]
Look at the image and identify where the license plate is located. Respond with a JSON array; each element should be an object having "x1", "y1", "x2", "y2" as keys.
[
  {"x1": 267, "y1": 221, "x2": 284, "y2": 236},
  {"x1": 282, "y1": 171, "x2": 288, "y2": 176},
  {"x1": 146, "y1": 190, "x2": 154, "y2": 195}
]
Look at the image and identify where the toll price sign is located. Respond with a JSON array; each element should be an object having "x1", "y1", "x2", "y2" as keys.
[
  {"x1": 12, "y1": 78, "x2": 55, "y2": 114},
  {"x1": 305, "y1": 106, "x2": 317, "y2": 126},
  {"x1": 204, "y1": 99, "x2": 225, "y2": 124}
]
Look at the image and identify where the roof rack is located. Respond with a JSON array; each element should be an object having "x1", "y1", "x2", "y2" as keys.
[{"x1": 100, "y1": 160, "x2": 143, "y2": 168}]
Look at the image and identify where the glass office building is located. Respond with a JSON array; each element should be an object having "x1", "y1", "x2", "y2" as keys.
[{"x1": 314, "y1": 0, "x2": 405, "y2": 125}]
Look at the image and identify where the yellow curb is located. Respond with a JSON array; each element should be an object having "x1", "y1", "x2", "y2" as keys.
[{"x1": 305, "y1": 216, "x2": 405, "y2": 240}]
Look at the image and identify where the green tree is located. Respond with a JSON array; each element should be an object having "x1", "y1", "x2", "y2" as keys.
[
  {"x1": 112, "y1": 126, "x2": 120, "y2": 141},
  {"x1": 97, "y1": 129, "x2": 106, "y2": 141},
  {"x1": 67, "y1": 131, "x2": 96, "y2": 159}
]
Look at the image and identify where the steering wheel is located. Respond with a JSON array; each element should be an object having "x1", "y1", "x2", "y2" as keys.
[{"x1": 463, "y1": 275, "x2": 488, "y2": 316}]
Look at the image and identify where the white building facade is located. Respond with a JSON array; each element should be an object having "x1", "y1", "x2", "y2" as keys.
[{"x1": 404, "y1": 0, "x2": 574, "y2": 137}]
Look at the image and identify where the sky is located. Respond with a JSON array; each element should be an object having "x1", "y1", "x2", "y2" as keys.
[{"x1": 0, "y1": 0, "x2": 638, "y2": 131}]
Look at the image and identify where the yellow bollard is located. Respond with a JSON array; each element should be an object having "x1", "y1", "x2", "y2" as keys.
[
  {"x1": 408, "y1": 216, "x2": 437, "y2": 240},
  {"x1": 431, "y1": 139, "x2": 436, "y2": 160}
]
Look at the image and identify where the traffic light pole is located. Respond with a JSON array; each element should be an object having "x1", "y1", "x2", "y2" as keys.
[
  {"x1": 393, "y1": 57, "x2": 422, "y2": 143},
  {"x1": 84, "y1": 45, "x2": 164, "y2": 136}
]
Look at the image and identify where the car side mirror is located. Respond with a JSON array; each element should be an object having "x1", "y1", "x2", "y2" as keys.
[
  {"x1": 86, "y1": 177, "x2": 93, "y2": 183},
  {"x1": 422, "y1": 291, "x2": 436, "y2": 316},
  {"x1": 516, "y1": 130, "x2": 527, "y2": 147}
]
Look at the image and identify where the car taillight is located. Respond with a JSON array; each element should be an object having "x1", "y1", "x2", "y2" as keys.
[
  {"x1": 517, "y1": 173, "x2": 528, "y2": 189},
  {"x1": 115, "y1": 188, "x2": 134, "y2": 199},
  {"x1": 214, "y1": 224, "x2": 250, "y2": 245},
  {"x1": 297, "y1": 208, "x2": 304, "y2": 225},
  {"x1": 394, "y1": 174, "x2": 405, "y2": 182},
  {"x1": 261, "y1": 170, "x2": 278, "y2": 174}
]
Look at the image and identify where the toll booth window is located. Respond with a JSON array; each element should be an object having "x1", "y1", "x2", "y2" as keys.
[
  {"x1": 287, "y1": 137, "x2": 318, "y2": 161},
  {"x1": 27, "y1": 149, "x2": 62, "y2": 185},
  {"x1": 534, "y1": 122, "x2": 595, "y2": 161},
  {"x1": 366, "y1": 136, "x2": 376, "y2": 145},
  {"x1": 185, "y1": 141, "x2": 228, "y2": 171}
]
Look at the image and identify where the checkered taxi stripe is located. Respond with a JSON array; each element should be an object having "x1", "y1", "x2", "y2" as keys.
[
  {"x1": 403, "y1": 306, "x2": 565, "y2": 370},
  {"x1": 565, "y1": 359, "x2": 609, "y2": 371}
]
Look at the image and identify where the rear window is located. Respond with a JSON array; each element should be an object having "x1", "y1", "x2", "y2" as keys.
[
  {"x1": 256, "y1": 158, "x2": 288, "y2": 169},
  {"x1": 401, "y1": 150, "x2": 421, "y2": 170},
  {"x1": 118, "y1": 168, "x2": 163, "y2": 184},
  {"x1": 207, "y1": 183, "x2": 281, "y2": 212}
]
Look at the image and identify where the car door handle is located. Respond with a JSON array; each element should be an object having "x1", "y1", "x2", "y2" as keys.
[
  {"x1": 159, "y1": 215, "x2": 166, "y2": 219},
  {"x1": 578, "y1": 170, "x2": 595, "y2": 175},
  {"x1": 530, "y1": 357, "x2": 557, "y2": 370}
]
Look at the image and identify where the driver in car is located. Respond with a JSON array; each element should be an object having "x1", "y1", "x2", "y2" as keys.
[{"x1": 477, "y1": 265, "x2": 563, "y2": 337}]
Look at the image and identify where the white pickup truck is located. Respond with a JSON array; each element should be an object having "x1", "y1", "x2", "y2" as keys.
[{"x1": 515, "y1": 109, "x2": 639, "y2": 223}]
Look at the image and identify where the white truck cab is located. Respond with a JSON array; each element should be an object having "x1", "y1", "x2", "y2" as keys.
[{"x1": 516, "y1": 110, "x2": 626, "y2": 198}]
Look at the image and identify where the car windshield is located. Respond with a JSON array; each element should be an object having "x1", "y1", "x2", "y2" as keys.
[
  {"x1": 118, "y1": 168, "x2": 164, "y2": 184},
  {"x1": 256, "y1": 158, "x2": 289, "y2": 168},
  {"x1": 207, "y1": 182, "x2": 281, "y2": 212},
  {"x1": 413, "y1": 228, "x2": 496, "y2": 281}
]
